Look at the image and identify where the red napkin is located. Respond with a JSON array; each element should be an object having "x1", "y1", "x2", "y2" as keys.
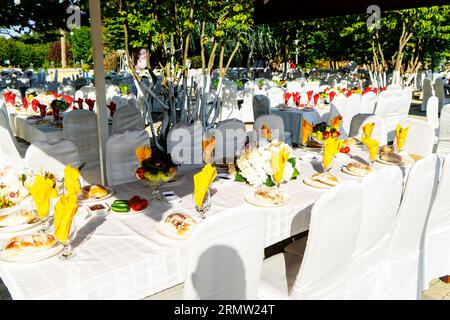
[
  {"x1": 313, "y1": 93, "x2": 319, "y2": 106},
  {"x1": 346, "y1": 90, "x2": 353, "y2": 97},
  {"x1": 4, "y1": 92, "x2": 16, "y2": 105},
  {"x1": 64, "y1": 95, "x2": 74, "y2": 108},
  {"x1": 306, "y1": 91, "x2": 313, "y2": 102},
  {"x1": 107, "y1": 101, "x2": 117, "y2": 117},
  {"x1": 293, "y1": 92, "x2": 301, "y2": 106},
  {"x1": 31, "y1": 99, "x2": 39, "y2": 112},
  {"x1": 50, "y1": 102, "x2": 60, "y2": 121},
  {"x1": 373, "y1": 88, "x2": 378, "y2": 94},
  {"x1": 380, "y1": 86, "x2": 387, "y2": 92},
  {"x1": 85, "y1": 99, "x2": 95, "y2": 111},
  {"x1": 22, "y1": 97, "x2": 29, "y2": 110},
  {"x1": 38, "y1": 104, "x2": 47, "y2": 118},
  {"x1": 362, "y1": 87, "x2": 371, "y2": 95},
  {"x1": 329, "y1": 91, "x2": 336, "y2": 102},
  {"x1": 3, "y1": 92, "x2": 11, "y2": 103},
  {"x1": 284, "y1": 92, "x2": 292, "y2": 104},
  {"x1": 75, "y1": 98, "x2": 84, "y2": 109}
]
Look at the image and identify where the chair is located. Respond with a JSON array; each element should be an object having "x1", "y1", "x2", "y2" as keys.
[
  {"x1": 423, "y1": 153, "x2": 450, "y2": 289},
  {"x1": 436, "y1": 105, "x2": 450, "y2": 157},
  {"x1": 183, "y1": 207, "x2": 264, "y2": 299},
  {"x1": 421, "y1": 78, "x2": 433, "y2": 112},
  {"x1": 241, "y1": 83, "x2": 254, "y2": 123},
  {"x1": 349, "y1": 114, "x2": 387, "y2": 146},
  {"x1": 286, "y1": 81, "x2": 302, "y2": 93},
  {"x1": 253, "y1": 114, "x2": 291, "y2": 146},
  {"x1": 257, "y1": 181, "x2": 362, "y2": 300},
  {"x1": 360, "y1": 91, "x2": 377, "y2": 114},
  {"x1": 0, "y1": 107, "x2": 21, "y2": 161},
  {"x1": 395, "y1": 118, "x2": 435, "y2": 157},
  {"x1": 267, "y1": 87, "x2": 284, "y2": 108},
  {"x1": 112, "y1": 105, "x2": 144, "y2": 134},
  {"x1": 342, "y1": 94, "x2": 362, "y2": 136},
  {"x1": 345, "y1": 166, "x2": 403, "y2": 299},
  {"x1": 24, "y1": 140, "x2": 80, "y2": 174},
  {"x1": 434, "y1": 78, "x2": 450, "y2": 108},
  {"x1": 213, "y1": 119, "x2": 246, "y2": 164},
  {"x1": 63, "y1": 110, "x2": 101, "y2": 184},
  {"x1": 252, "y1": 94, "x2": 271, "y2": 120},
  {"x1": 105, "y1": 130, "x2": 149, "y2": 186},
  {"x1": 399, "y1": 88, "x2": 413, "y2": 116},
  {"x1": 328, "y1": 95, "x2": 347, "y2": 134},
  {"x1": 426, "y1": 96, "x2": 439, "y2": 143},
  {"x1": 374, "y1": 90, "x2": 391, "y2": 117},
  {"x1": 58, "y1": 85, "x2": 75, "y2": 97},
  {"x1": 167, "y1": 123, "x2": 203, "y2": 165}
]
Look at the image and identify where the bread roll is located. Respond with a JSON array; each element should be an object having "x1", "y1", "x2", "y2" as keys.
[{"x1": 2, "y1": 233, "x2": 57, "y2": 256}]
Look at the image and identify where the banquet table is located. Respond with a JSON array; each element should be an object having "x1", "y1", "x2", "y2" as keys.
[
  {"x1": 0, "y1": 147, "x2": 413, "y2": 300},
  {"x1": 271, "y1": 104, "x2": 333, "y2": 145},
  {"x1": 8, "y1": 113, "x2": 64, "y2": 144}
]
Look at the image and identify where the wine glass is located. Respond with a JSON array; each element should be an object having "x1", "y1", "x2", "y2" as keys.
[
  {"x1": 57, "y1": 220, "x2": 77, "y2": 261},
  {"x1": 193, "y1": 189, "x2": 211, "y2": 219}
]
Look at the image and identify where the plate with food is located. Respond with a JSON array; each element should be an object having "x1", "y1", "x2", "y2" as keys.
[
  {"x1": 342, "y1": 162, "x2": 373, "y2": 177},
  {"x1": 110, "y1": 196, "x2": 149, "y2": 215},
  {"x1": 0, "y1": 209, "x2": 40, "y2": 233},
  {"x1": 343, "y1": 137, "x2": 363, "y2": 148},
  {"x1": 156, "y1": 211, "x2": 199, "y2": 240},
  {"x1": 377, "y1": 153, "x2": 411, "y2": 166},
  {"x1": 303, "y1": 172, "x2": 340, "y2": 189},
  {"x1": 0, "y1": 233, "x2": 63, "y2": 263},
  {"x1": 244, "y1": 187, "x2": 289, "y2": 208},
  {"x1": 0, "y1": 187, "x2": 31, "y2": 215},
  {"x1": 78, "y1": 184, "x2": 114, "y2": 203},
  {"x1": 379, "y1": 145, "x2": 396, "y2": 154}
]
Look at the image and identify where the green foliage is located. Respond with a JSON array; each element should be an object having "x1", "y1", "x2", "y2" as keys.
[
  {"x1": 69, "y1": 26, "x2": 92, "y2": 64},
  {"x1": 0, "y1": 36, "x2": 50, "y2": 68}
]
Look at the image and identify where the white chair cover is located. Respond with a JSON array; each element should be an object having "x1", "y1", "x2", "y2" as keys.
[
  {"x1": 24, "y1": 139, "x2": 80, "y2": 175},
  {"x1": 399, "y1": 88, "x2": 413, "y2": 116},
  {"x1": 63, "y1": 110, "x2": 101, "y2": 184},
  {"x1": 213, "y1": 119, "x2": 246, "y2": 164},
  {"x1": 254, "y1": 114, "x2": 285, "y2": 143},
  {"x1": 423, "y1": 153, "x2": 450, "y2": 289},
  {"x1": 183, "y1": 207, "x2": 264, "y2": 299},
  {"x1": 342, "y1": 94, "x2": 362, "y2": 136},
  {"x1": 349, "y1": 114, "x2": 387, "y2": 146},
  {"x1": 59, "y1": 85, "x2": 75, "y2": 97},
  {"x1": 112, "y1": 105, "x2": 144, "y2": 134},
  {"x1": 346, "y1": 166, "x2": 403, "y2": 299},
  {"x1": 241, "y1": 84, "x2": 254, "y2": 123},
  {"x1": 167, "y1": 123, "x2": 203, "y2": 165},
  {"x1": 436, "y1": 105, "x2": 450, "y2": 157},
  {"x1": 105, "y1": 130, "x2": 149, "y2": 186},
  {"x1": 374, "y1": 90, "x2": 391, "y2": 117},
  {"x1": 421, "y1": 78, "x2": 433, "y2": 112},
  {"x1": 395, "y1": 118, "x2": 435, "y2": 157},
  {"x1": 252, "y1": 94, "x2": 271, "y2": 120},
  {"x1": 434, "y1": 78, "x2": 449, "y2": 108},
  {"x1": 426, "y1": 96, "x2": 439, "y2": 140},
  {"x1": 220, "y1": 81, "x2": 241, "y2": 121},
  {"x1": 383, "y1": 154, "x2": 440, "y2": 299},
  {"x1": 286, "y1": 81, "x2": 302, "y2": 93},
  {"x1": 360, "y1": 91, "x2": 377, "y2": 114},
  {"x1": 0, "y1": 107, "x2": 21, "y2": 161},
  {"x1": 267, "y1": 87, "x2": 284, "y2": 108}
]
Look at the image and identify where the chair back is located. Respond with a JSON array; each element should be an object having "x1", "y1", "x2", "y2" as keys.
[
  {"x1": 395, "y1": 118, "x2": 435, "y2": 157},
  {"x1": 0, "y1": 107, "x2": 21, "y2": 161},
  {"x1": 213, "y1": 119, "x2": 246, "y2": 164},
  {"x1": 112, "y1": 105, "x2": 144, "y2": 134},
  {"x1": 253, "y1": 94, "x2": 271, "y2": 120},
  {"x1": 167, "y1": 123, "x2": 203, "y2": 165},
  {"x1": 360, "y1": 91, "x2": 377, "y2": 114},
  {"x1": 421, "y1": 78, "x2": 433, "y2": 111},
  {"x1": 254, "y1": 114, "x2": 285, "y2": 143},
  {"x1": 437, "y1": 105, "x2": 450, "y2": 157},
  {"x1": 349, "y1": 114, "x2": 387, "y2": 145}
]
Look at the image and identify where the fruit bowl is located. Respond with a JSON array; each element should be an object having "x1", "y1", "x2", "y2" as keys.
[{"x1": 310, "y1": 122, "x2": 341, "y2": 145}]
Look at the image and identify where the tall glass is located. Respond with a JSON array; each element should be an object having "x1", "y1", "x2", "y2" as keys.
[
  {"x1": 57, "y1": 220, "x2": 77, "y2": 261},
  {"x1": 193, "y1": 189, "x2": 211, "y2": 219}
]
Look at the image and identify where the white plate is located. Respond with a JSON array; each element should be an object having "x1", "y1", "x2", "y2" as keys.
[
  {"x1": 77, "y1": 187, "x2": 114, "y2": 203},
  {"x1": 0, "y1": 198, "x2": 32, "y2": 216},
  {"x1": 244, "y1": 191, "x2": 289, "y2": 208},
  {"x1": 0, "y1": 215, "x2": 40, "y2": 233},
  {"x1": 111, "y1": 207, "x2": 147, "y2": 215},
  {"x1": 0, "y1": 243, "x2": 63, "y2": 263},
  {"x1": 303, "y1": 176, "x2": 338, "y2": 189},
  {"x1": 376, "y1": 157, "x2": 410, "y2": 166},
  {"x1": 341, "y1": 165, "x2": 369, "y2": 177},
  {"x1": 156, "y1": 211, "x2": 199, "y2": 240}
]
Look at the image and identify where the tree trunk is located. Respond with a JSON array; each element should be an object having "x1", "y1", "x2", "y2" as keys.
[{"x1": 60, "y1": 29, "x2": 67, "y2": 68}]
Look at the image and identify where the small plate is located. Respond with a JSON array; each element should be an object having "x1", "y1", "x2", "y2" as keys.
[
  {"x1": 156, "y1": 211, "x2": 199, "y2": 240},
  {"x1": 341, "y1": 166, "x2": 369, "y2": 177},
  {"x1": 303, "y1": 176, "x2": 337, "y2": 189},
  {"x1": 376, "y1": 157, "x2": 410, "y2": 166},
  {"x1": 77, "y1": 187, "x2": 114, "y2": 203},
  {"x1": 0, "y1": 243, "x2": 63, "y2": 263},
  {"x1": 244, "y1": 191, "x2": 289, "y2": 208}
]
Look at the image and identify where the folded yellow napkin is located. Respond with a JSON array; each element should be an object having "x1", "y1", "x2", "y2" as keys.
[
  {"x1": 271, "y1": 147, "x2": 289, "y2": 185},
  {"x1": 363, "y1": 138, "x2": 380, "y2": 161},
  {"x1": 136, "y1": 145, "x2": 152, "y2": 165},
  {"x1": 301, "y1": 119, "x2": 314, "y2": 145},
  {"x1": 54, "y1": 193, "x2": 78, "y2": 243},
  {"x1": 361, "y1": 122, "x2": 375, "y2": 144},
  {"x1": 395, "y1": 125, "x2": 409, "y2": 151},
  {"x1": 330, "y1": 115, "x2": 343, "y2": 130},
  {"x1": 64, "y1": 165, "x2": 81, "y2": 195},
  {"x1": 194, "y1": 164, "x2": 217, "y2": 208},
  {"x1": 260, "y1": 123, "x2": 271, "y2": 141},
  {"x1": 28, "y1": 175, "x2": 58, "y2": 220},
  {"x1": 323, "y1": 138, "x2": 343, "y2": 171}
]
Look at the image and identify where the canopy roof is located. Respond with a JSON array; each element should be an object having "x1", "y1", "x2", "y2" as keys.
[{"x1": 254, "y1": 0, "x2": 450, "y2": 24}]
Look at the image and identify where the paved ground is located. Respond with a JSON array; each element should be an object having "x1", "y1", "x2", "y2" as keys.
[{"x1": 2, "y1": 93, "x2": 448, "y2": 300}]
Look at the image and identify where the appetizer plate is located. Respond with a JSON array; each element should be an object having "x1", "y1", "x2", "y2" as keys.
[
  {"x1": 341, "y1": 166, "x2": 368, "y2": 177},
  {"x1": 0, "y1": 218, "x2": 40, "y2": 233},
  {"x1": 0, "y1": 243, "x2": 63, "y2": 263},
  {"x1": 77, "y1": 187, "x2": 114, "y2": 203},
  {"x1": 376, "y1": 157, "x2": 410, "y2": 166},
  {"x1": 111, "y1": 207, "x2": 146, "y2": 216},
  {"x1": 303, "y1": 176, "x2": 337, "y2": 189},
  {"x1": 0, "y1": 198, "x2": 32, "y2": 216},
  {"x1": 244, "y1": 191, "x2": 290, "y2": 208},
  {"x1": 156, "y1": 210, "x2": 199, "y2": 240}
]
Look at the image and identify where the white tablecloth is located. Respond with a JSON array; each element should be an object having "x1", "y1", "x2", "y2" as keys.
[
  {"x1": 0, "y1": 148, "x2": 412, "y2": 299},
  {"x1": 8, "y1": 113, "x2": 63, "y2": 143}
]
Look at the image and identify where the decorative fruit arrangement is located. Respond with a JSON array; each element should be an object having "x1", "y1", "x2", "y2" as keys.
[
  {"x1": 135, "y1": 148, "x2": 178, "y2": 185},
  {"x1": 111, "y1": 196, "x2": 149, "y2": 213},
  {"x1": 311, "y1": 122, "x2": 341, "y2": 141}
]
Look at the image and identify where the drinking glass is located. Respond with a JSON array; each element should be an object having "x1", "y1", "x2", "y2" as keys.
[
  {"x1": 58, "y1": 221, "x2": 77, "y2": 261},
  {"x1": 193, "y1": 189, "x2": 211, "y2": 219}
]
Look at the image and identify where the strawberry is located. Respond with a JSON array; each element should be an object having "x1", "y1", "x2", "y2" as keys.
[
  {"x1": 133, "y1": 202, "x2": 143, "y2": 211},
  {"x1": 141, "y1": 199, "x2": 149, "y2": 209}
]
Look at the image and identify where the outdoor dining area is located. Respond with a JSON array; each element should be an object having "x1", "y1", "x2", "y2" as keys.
[{"x1": 0, "y1": 0, "x2": 449, "y2": 302}]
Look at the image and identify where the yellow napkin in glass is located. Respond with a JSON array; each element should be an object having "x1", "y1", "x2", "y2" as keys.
[
  {"x1": 361, "y1": 122, "x2": 375, "y2": 144},
  {"x1": 271, "y1": 147, "x2": 289, "y2": 185},
  {"x1": 363, "y1": 138, "x2": 380, "y2": 161},
  {"x1": 301, "y1": 119, "x2": 313, "y2": 145},
  {"x1": 28, "y1": 175, "x2": 58, "y2": 220},
  {"x1": 330, "y1": 115, "x2": 343, "y2": 130},
  {"x1": 194, "y1": 164, "x2": 217, "y2": 208},
  {"x1": 136, "y1": 145, "x2": 152, "y2": 165},
  {"x1": 202, "y1": 136, "x2": 216, "y2": 152},
  {"x1": 54, "y1": 193, "x2": 78, "y2": 243},
  {"x1": 64, "y1": 165, "x2": 80, "y2": 195},
  {"x1": 260, "y1": 123, "x2": 271, "y2": 141},
  {"x1": 395, "y1": 125, "x2": 409, "y2": 151},
  {"x1": 323, "y1": 138, "x2": 343, "y2": 171}
]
